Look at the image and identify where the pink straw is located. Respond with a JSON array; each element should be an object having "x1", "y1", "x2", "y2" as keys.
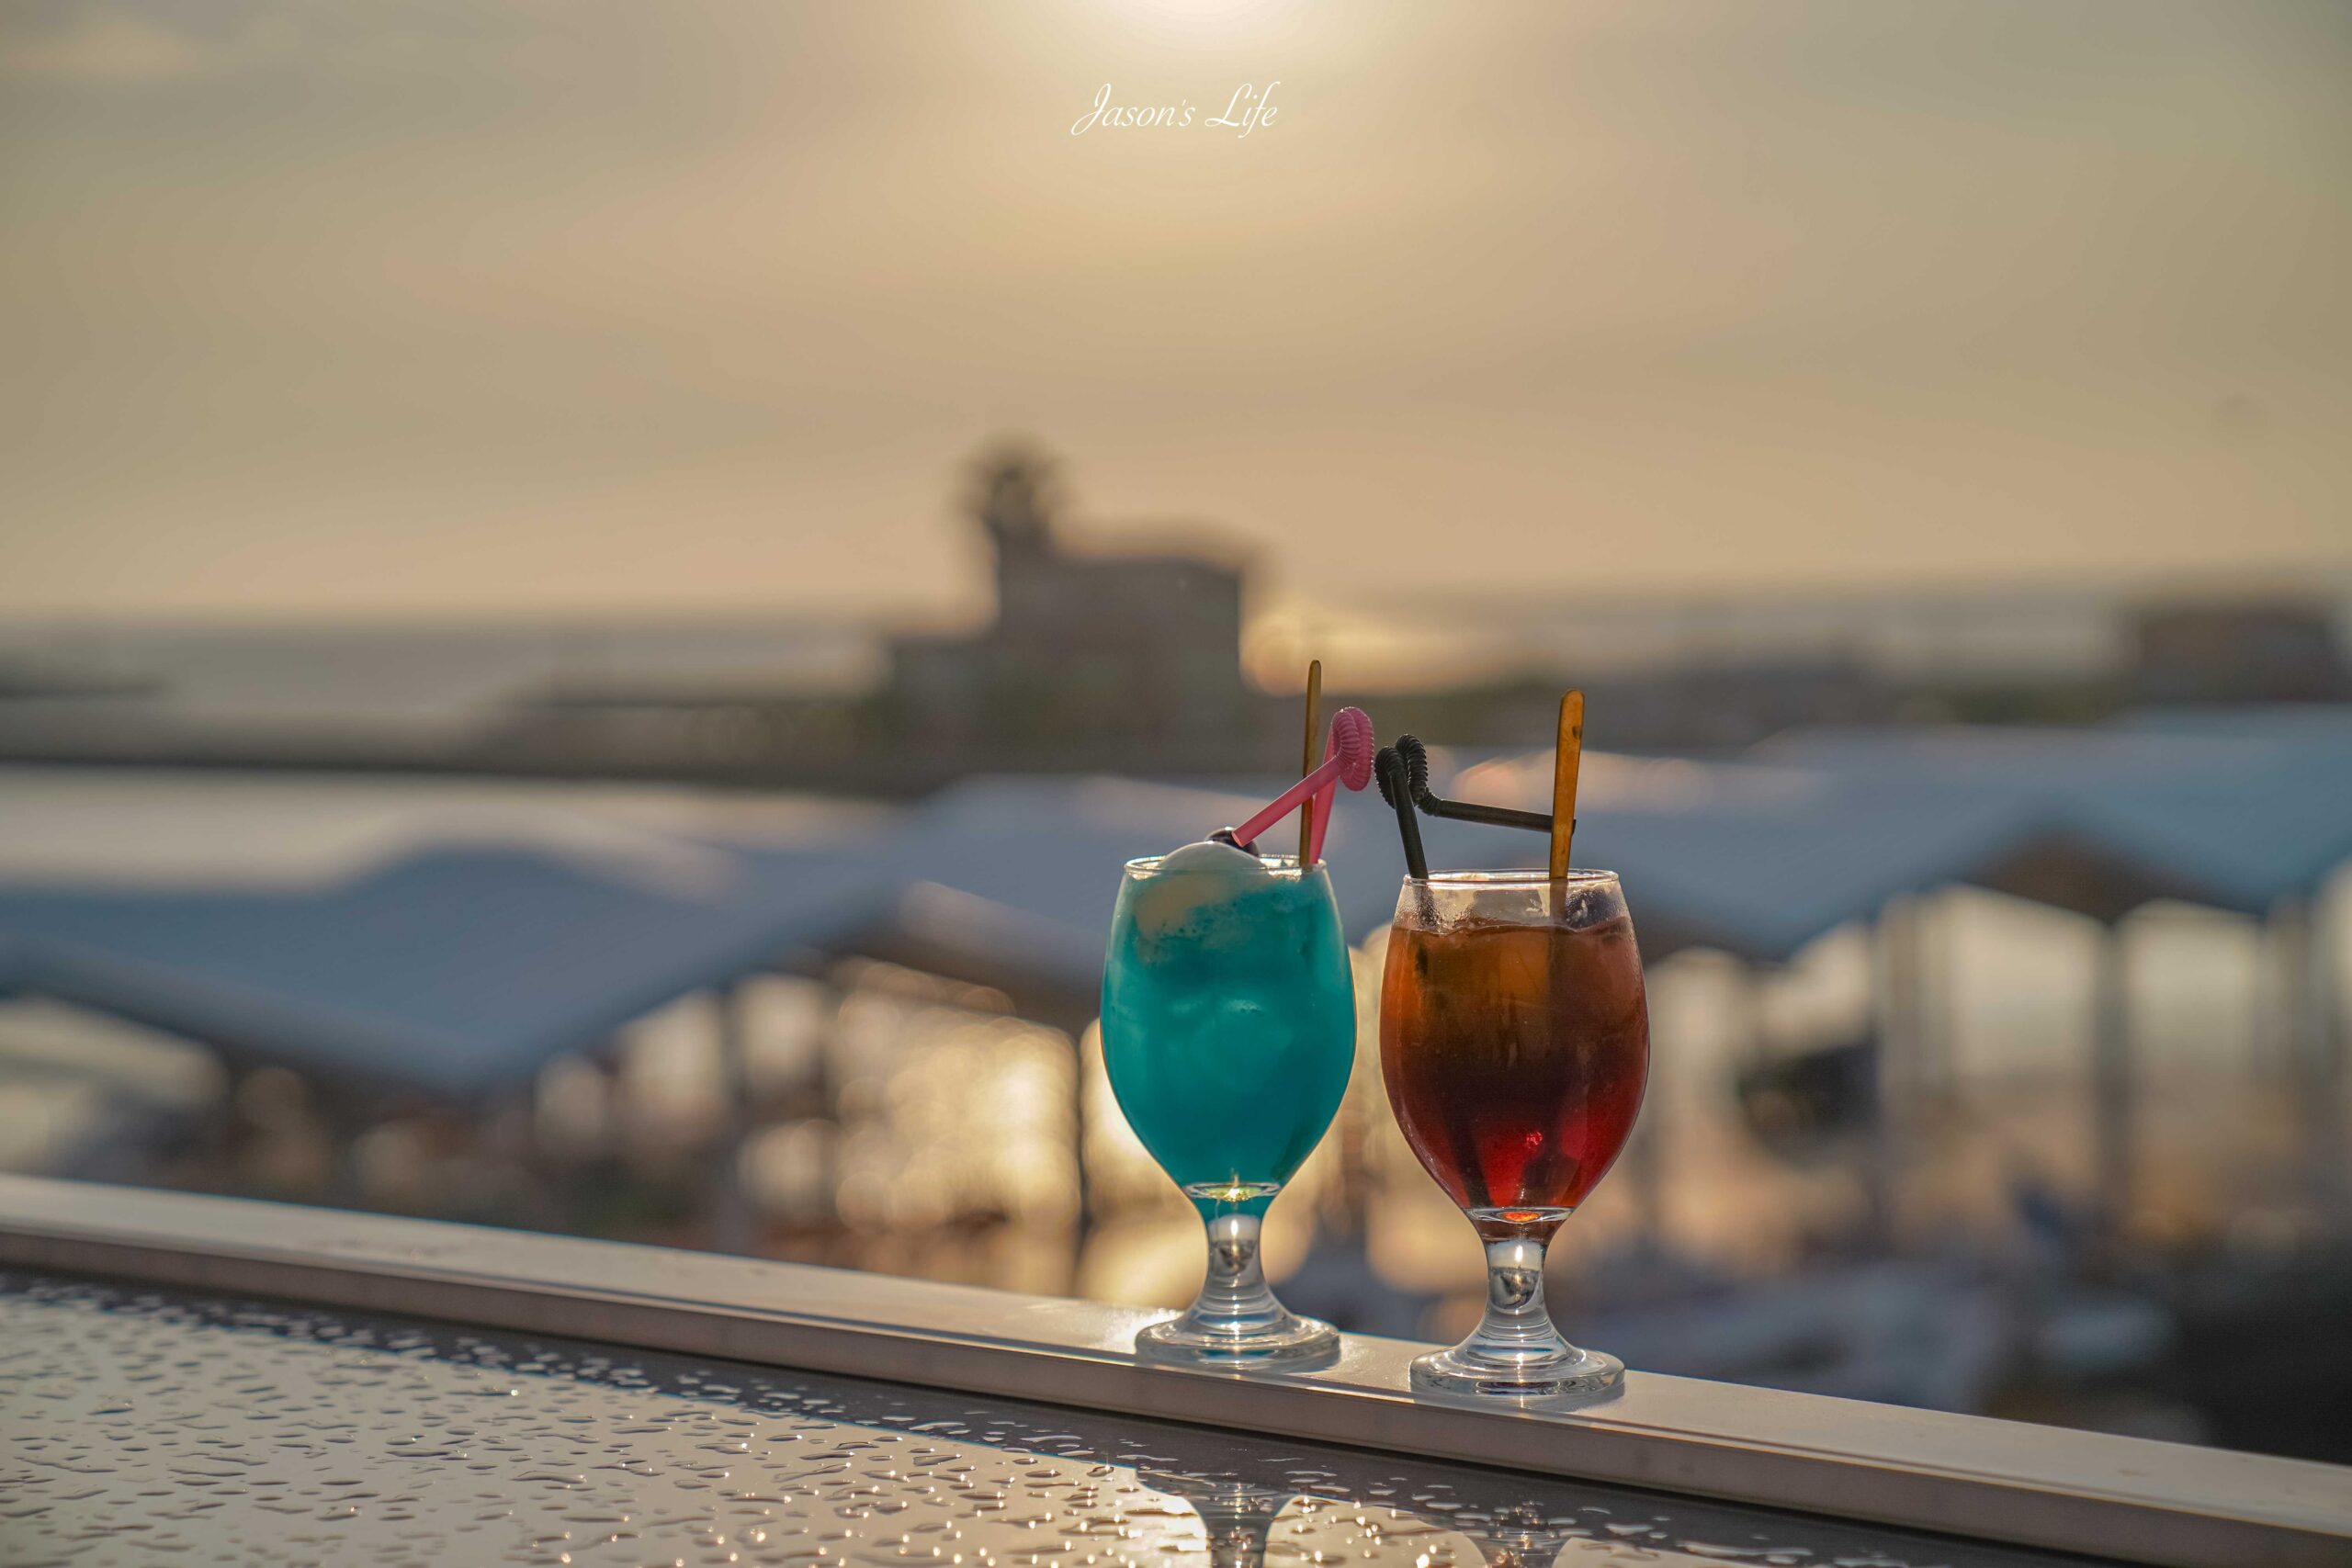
[
  {"x1": 1307, "y1": 733, "x2": 1340, "y2": 865},
  {"x1": 1231, "y1": 706, "x2": 1376, "y2": 858}
]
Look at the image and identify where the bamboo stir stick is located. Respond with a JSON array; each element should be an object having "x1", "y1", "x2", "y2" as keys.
[
  {"x1": 1547, "y1": 691, "x2": 1586, "y2": 1032},
  {"x1": 1549, "y1": 690, "x2": 1584, "y2": 879},
  {"x1": 1297, "y1": 659, "x2": 1323, "y2": 864}
]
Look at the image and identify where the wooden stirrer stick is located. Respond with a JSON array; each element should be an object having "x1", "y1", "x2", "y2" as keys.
[{"x1": 1549, "y1": 690, "x2": 1584, "y2": 879}]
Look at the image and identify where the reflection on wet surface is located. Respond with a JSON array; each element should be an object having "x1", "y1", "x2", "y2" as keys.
[{"x1": 0, "y1": 1270, "x2": 2098, "y2": 1567}]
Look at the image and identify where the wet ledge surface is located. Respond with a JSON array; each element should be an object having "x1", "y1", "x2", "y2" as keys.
[
  {"x1": 1, "y1": 1177, "x2": 2346, "y2": 1568},
  {"x1": 3, "y1": 1269, "x2": 2080, "y2": 1568}
]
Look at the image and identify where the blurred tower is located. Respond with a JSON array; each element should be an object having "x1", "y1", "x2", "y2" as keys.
[
  {"x1": 886, "y1": 440, "x2": 1259, "y2": 770},
  {"x1": 972, "y1": 441, "x2": 1059, "y2": 585}
]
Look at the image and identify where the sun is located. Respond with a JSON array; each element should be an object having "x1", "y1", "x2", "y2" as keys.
[{"x1": 1087, "y1": 0, "x2": 1310, "y2": 43}]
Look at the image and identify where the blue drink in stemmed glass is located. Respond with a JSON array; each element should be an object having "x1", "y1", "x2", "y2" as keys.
[{"x1": 1102, "y1": 847, "x2": 1353, "y2": 1361}]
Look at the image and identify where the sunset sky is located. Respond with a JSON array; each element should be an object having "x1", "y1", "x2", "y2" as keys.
[{"x1": 4, "y1": 1, "x2": 2348, "y2": 637}]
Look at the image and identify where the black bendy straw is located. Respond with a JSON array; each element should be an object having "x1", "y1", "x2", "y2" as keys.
[
  {"x1": 1372, "y1": 747, "x2": 1429, "y2": 881},
  {"x1": 1390, "y1": 734, "x2": 1555, "y2": 834}
]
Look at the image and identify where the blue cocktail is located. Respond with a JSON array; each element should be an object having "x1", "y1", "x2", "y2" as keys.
[{"x1": 1102, "y1": 846, "x2": 1354, "y2": 1361}]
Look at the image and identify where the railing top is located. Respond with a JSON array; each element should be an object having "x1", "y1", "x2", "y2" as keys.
[{"x1": 0, "y1": 1175, "x2": 2344, "y2": 1568}]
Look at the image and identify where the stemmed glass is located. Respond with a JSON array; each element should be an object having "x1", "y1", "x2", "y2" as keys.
[
  {"x1": 1379, "y1": 869, "x2": 1648, "y2": 1398},
  {"x1": 1102, "y1": 852, "x2": 1355, "y2": 1363},
  {"x1": 1136, "y1": 1472, "x2": 1296, "y2": 1568}
]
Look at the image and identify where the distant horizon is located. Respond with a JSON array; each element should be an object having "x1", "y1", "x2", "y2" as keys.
[
  {"x1": 0, "y1": 544, "x2": 2345, "y2": 631},
  {"x1": 7, "y1": 551, "x2": 2347, "y2": 701}
]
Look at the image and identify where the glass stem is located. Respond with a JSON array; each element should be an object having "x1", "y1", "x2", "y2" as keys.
[
  {"x1": 1200, "y1": 1512, "x2": 1275, "y2": 1568},
  {"x1": 1468, "y1": 1232, "x2": 1572, "y2": 1364},
  {"x1": 1184, "y1": 1205, "x2": 1289, "y2": 1337},
  {"x1": 1206, "y1": 1532, "x2": 1267, "y2": 1568}
]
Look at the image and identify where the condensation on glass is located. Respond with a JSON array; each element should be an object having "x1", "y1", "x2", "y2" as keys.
[{"x1": 0, "y1": 1270, "x2": 2086, "y2": 1568}]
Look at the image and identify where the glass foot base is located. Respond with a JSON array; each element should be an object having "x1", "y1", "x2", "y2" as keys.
[
  {"x1": 1409, "y1": 1342, "x2": 1623, "y2": 1401},
  {"x1": 1136, "y1": 1312, "x2": 1339, "y2": 1366}
]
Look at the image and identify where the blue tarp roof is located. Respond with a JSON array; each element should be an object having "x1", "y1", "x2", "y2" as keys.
[
  {"x1": 2, "y1": 714, "x2": 2345, "y2": 1100},
  {"x1": 0, "y1": 847, "x2": 894, "y2": 1101},
  {"x1": 1759, "y1": 718, "x2": 2352, "y2": 913},
  {"x1": 856, "y1": 762, "x2": 2051, "y2": 981},
  {"x1": 861, "y1": 715, "x2": 2352, "y2": 988}
]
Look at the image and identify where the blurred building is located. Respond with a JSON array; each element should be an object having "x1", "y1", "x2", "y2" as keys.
[
  {"x1": 1349, "y1": 657, "x2": 1894, "y2": 756},
  {"x1": 489, "y1": 443, "x2": 1288, "y2": 787},
  {"x1": 2, "y1": 444, "x2": 2349, "y2": 782},
  {"x1": 884, "y1": 446, "x2": 1262, "y2": 770},
  {"x1": 2129, "y1": 601, "x2": 2350, "y2": 707}
]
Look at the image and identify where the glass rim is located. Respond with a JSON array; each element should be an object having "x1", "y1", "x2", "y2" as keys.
[
  {"x1": 1408, "y1": 867, "x2": 1620, "y2": 887},
  {"x1": 1124, "y1": 852, "x2": 1320, "y2": 877}
]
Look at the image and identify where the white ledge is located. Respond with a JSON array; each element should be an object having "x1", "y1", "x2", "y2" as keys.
[{"x1": 0, "y1": 1174, "x2": 2344, "y2": 1568}]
